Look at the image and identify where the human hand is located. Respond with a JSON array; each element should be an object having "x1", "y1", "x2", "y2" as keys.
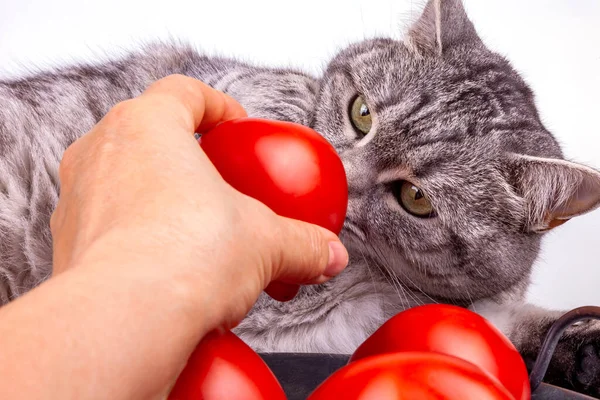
[
  {"x1": 50, "y1": 74, "x2": 349, "y2": 332},
  {"x1": 0, "y1": 75, "x2": 349, "y2": 400}
]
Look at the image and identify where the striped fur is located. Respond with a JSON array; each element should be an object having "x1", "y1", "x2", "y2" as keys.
[{"x1": 1, "y1": 0, "x2": 600, "y2": 395}]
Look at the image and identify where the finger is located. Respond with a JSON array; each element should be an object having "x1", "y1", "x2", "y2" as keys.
[
  {"x1": 138, "y1": 74, "x2": 246, "y2": 133},
  {"x1": 268, "y1": 218, "x2": 349, "y2": 285},
  {"x1": 198, "y1": 92, "x2": 247, "y2": 132},
  {"x1": 264, "y1": 282, "x2": 300, "y2": 302}
]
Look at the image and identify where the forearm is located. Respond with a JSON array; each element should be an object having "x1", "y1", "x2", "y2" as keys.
[{"x1": 0, "y1": 252, "x2": 211, "y2": 399}]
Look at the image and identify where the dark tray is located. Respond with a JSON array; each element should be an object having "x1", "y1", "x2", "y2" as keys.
[{"x1": 259, "y1": 353, "x2": 595, "y2": 400}]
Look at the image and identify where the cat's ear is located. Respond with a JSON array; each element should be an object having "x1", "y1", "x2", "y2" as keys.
[
  {"x1": 507, "y1": 154, "x2": 600, "y2": 233},
  {"x1": 405, "y1": 0, "x2": 482, "y2": 56}
]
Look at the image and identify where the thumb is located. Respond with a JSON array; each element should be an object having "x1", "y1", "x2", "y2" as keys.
[{"x1": 268, "y1": 217, "x2": 349, "y2": 286}]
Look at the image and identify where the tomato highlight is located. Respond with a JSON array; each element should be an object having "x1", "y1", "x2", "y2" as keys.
[{"x1": 199, "y1": 118, "x2": 348, "y2": 235}]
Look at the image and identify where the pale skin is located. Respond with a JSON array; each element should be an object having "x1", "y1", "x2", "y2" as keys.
[{"x1": 0, "y1": 75, "x2": 349, "y2": 399}]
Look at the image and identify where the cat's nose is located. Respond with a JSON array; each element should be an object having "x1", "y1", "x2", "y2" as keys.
[{"x1": 342, "y1": 153, "x2": 376, "y2": 198}]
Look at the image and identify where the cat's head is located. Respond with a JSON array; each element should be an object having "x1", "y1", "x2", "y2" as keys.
[{"x1": 312, "y1": 0, "x2": 600, "y2": 301}]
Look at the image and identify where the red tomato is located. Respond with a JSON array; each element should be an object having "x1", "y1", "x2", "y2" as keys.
[
  {"x1": 308, "y1": 352, "x2": 514, "y2": 400},
  {"x1": 168, "y1": 330, "x2": 286, "y2": 400},
  {"x1": 349, "y1": 304, "x2": 530, "y2": 400},
  {"x1": 200, "y1": 118, "x2": 348, "y2": 235}
]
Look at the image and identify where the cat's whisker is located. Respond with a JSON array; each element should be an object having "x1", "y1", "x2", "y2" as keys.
[
  {"x1": 385, "y1": 269, "x2": 410, "y2": 307},
  {"x1": 360, "y1": 245, "x2": 411, "y2": 309},
  {"x1": 357, "y1": 247, "x2": 384, "y2": 305},
  {"x1": 389, "y1": 275, "x2": 409, "y2": 309},
  {"x1": 374, "y1": 244, "x2": 432, "y2": 306},
  {"x1": 371, "y1": 244, "x2": 417, "y2": 308},
  {"x1": 362, "y1": 245, "x2": 405, "y2": 308},
  {"x1": 396, "y1": 275, "x2": 422, "y2": 307},
  {"x1": 394, "y1": 268, "x2": 439, "y2": 305},
  {"x1": 379, "y1": 267, "x2": 409, "y2": 309},
  {"x1": 464, "y1": 285, "x2": 476, "y2": 312},
  {"x1": 378, "y1": 265, "x2": 408, "y2": 310}
]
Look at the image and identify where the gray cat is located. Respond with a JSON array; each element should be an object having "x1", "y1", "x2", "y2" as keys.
[{"x1": 1, "y1": 0, "x2": 599, "y2": 396}]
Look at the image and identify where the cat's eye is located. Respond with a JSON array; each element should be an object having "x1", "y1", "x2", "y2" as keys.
[
  {"x1": 349, "y1": 95, "x2": 372, "y2": 136},
  {"x1": 391, "y1": 181, "x2": 434, "y2": 218}
]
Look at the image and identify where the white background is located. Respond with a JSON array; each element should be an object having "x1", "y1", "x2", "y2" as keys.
[{"x1": 1, "y1": 0, "x2": 598, "y2": 310}]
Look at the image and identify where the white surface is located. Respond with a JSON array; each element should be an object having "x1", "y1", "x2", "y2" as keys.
[{"x1": 1, "y1": 0, "x2": 598, "y2": 310}]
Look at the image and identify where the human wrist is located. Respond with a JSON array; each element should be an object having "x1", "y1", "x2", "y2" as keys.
[
  {"x1": 0, "y1": 248, "x2": 215, "y2": 400},
  {"x1": 73, "y1": 229, "x2": 220, "y2": 334}
]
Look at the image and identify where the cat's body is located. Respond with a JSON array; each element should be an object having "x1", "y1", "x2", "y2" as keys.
[{"x1": 2, "y1": 0, "x2": 600, "y2": 396}]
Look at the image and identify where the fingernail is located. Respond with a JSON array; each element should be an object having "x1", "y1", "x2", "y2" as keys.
[{"x1": 325, "y1": 241, "x2": 349, "y2": 277}]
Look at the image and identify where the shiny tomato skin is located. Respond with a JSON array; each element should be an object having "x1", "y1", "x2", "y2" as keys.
[
  {"x1": 168, "y1": 330, "x2": 286, "y2": 400},
  {"x1": 349, "y1": 304, "x2": 529, "y2": 400},
  {"x1": 200, "y1": 118, "x2": 348, "y2": 235},
  {"x1": 308, "y1": 352, "x2": 514, "y2": 400}
]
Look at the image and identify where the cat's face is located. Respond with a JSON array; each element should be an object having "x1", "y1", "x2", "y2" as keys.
[{"x1": 311, "y1": 0, "x2": 600, "y2": 302}]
